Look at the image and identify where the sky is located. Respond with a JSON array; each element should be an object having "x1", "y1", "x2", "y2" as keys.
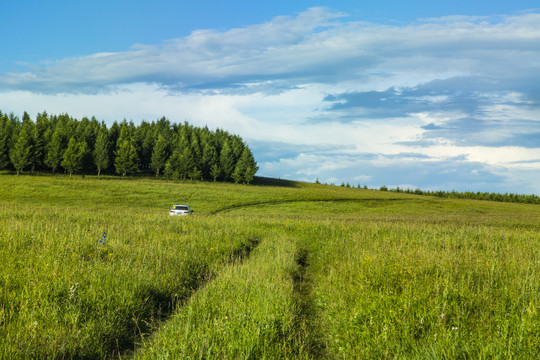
[{"x1": 1, "y1": 1, "x2": 540, "y2": 194}]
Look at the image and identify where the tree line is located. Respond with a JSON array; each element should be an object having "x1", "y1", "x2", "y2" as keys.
[
  {"x1": 0, "y1": 111, "x2": 258, "y2": 183},
  {"x1": 380, "y1": 186, "x2": 540, "y2": 205},
  {"x1": 318, "y1": 180, "x2": 539, "y2": 205}
]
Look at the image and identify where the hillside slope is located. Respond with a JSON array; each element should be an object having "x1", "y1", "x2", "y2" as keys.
[{"x1": 1, "y1": 175, "x2": 539, "y2": 358}]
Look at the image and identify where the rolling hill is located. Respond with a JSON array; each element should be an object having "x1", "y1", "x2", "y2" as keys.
[{"x1": 1, "y1": 174, "x2": 539, "y2": 358}]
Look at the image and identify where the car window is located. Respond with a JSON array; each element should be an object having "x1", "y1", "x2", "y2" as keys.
[{"x1": 173, "y1": 206, "x2": 189, "y2": 210}]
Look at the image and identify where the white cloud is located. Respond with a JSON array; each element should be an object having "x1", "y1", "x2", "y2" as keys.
[{"x1": 2, "y1": 9, "x2": 540, "y2": 94}]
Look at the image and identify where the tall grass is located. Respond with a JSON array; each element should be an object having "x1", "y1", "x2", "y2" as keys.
[
  {"x1": 1, "y1": 174, "x2": 539, "y2": 358},
  {"x1": 136, "y1": 220, "x2": 309, "y2": 359},
  {"x1": 0, "y1": 176, "x2": 271, "y2": 358},
  {"x1": 304, "y1": 217, "x2": 540, "y2": 358}
]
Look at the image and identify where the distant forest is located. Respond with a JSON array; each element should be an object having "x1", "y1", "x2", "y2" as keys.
[
  {"x1": 0, "y1": 111, "x2": 258, "y2": 183},
  {"x1": 385, "y1": 186, "x2": 540, "y2": 205}
]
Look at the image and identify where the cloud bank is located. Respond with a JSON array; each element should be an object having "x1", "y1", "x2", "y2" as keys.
[{"x1": 1, "y1": 8, "x2": 539, "y2": 194}]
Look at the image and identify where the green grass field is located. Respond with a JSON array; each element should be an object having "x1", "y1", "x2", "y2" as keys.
[{"x1": 1, "y1": 174, "x2": 539, "y2": 359}]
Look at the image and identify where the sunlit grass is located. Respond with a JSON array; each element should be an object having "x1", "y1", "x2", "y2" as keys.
[
  {"x1": 136, "y1": 221, "x2": 306, "y2": 359},
  {"x1": 1, "y1": 174, "x2": 539, "y2": 358},
  {"x1": 305, "y1": 221, "x2": 540, "y2": 358}
]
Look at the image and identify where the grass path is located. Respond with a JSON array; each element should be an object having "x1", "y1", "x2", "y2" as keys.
[
  {"x1": 210, "y1": 197, "x2": 415, "y2": 214},
  {"x1": 134, "y1": 226, "x2": 304, "y2": 359}
]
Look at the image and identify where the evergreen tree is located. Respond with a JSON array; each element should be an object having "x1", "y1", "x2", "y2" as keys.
[
  {"x1": 164, "y1": 147, "x2": 194, "y2": 179},
  {"x1": 230, "y1": 136, "x2": 245, "y2": 163},
  {"x1": 181, "y1": 147, "x2": 195, "y2": 178},
  {"x1": 150, "y1": 134, "x2": 168, "y2": 177},
  {"x1": 202, "y1": 142, "x2": 217, "y2": 180},
  {"x1": 0, "y1": 110, "x2": 259, "y2": 182},
  {"x1": 164, "y1": 150, "x2": 181, "y2": 179},
  {"x1": 174, "y1": 133, "x2": 190, "y2": 155},
  {"x1": 89, "y1": 117, "x2": 101, "y2": 146},
  {"x1": 116, "y1": 125, "x2": 130, "y2": 148},
  {"x1": 114, "y1": 140, "x2": 139, "y2": 177},
  {"x1": 130, "y1": 122, "x2": 146, "y2": 169},
  {"x1": 242, "y1": 147, "x2": 258, "y2": 184},
  {"x1": 190, "y1": 133, "x2": 202, "y2": 169},
  {"x1": 141, "y1": 124, "x2": 156, "y2": 171},
  {"x1": 93, "y1": 130, "x2": 109, "y2": 176},
  {"x1": 209, "y1": 163, "x2": 219, "y2": 182},
  {"x1": 188, "y1": 166, "x2": 202, "y2": 181},
  {"x1": 219, "y1": 140, "x2": 235, "y2": 181},
  {"x1": 62, "y1": 138, "x2": 86, "y2": 177},
  {"x1": 77, "y1": 117, "x2": 97, "y2": 148},
  {"x1": 108, "y1": 122, "x2": 121, "y2": 165},
  {"x1": 0, "y1": 113, "x2": 13, "y2": 169},
  {"x1": 232, "y1": 147, "x2": 258, "y2": 184},
  {"x1": 164, "y1": 131, "x2": 195, "y2": 179},
  {"x1": 45, "y1": 128, "x2": 65, "y2": 173},
  {"x1": 33, "y1": 112, "x2": 50, "y2": 172},
  {"x1": 21, "y1": 112, "x2": 37, "y2": 172},
  {"x1": 232, "y1": 162, "x2": 244, "y2": 184},
  {"x1": 10, "y1": 129, "x2": 33, "y2": 176}
]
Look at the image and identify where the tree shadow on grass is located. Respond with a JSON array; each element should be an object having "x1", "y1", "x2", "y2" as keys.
[{"x1": 252, "y1": 176, "x2": 300, "y2": 188}]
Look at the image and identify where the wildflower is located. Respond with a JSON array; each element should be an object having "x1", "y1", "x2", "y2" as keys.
[
  {"x1": 100, "y1": 232, "x2": 107, "y2": 244},
  {"x1": 69, "y1": 283, "x2": 80, "y2": 301}
]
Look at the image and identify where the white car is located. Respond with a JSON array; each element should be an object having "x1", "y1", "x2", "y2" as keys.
[{"x1": 169, "y1": 205, "x2": 192, "y2": 216}]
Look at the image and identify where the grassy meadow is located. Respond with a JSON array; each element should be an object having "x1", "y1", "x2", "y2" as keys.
[{"x1": 1, "y1": 174, "x2": 539, "y2": 359}]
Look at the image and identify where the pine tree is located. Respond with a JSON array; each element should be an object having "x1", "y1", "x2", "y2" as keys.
[
  {"x1": 21, "y1": 112, "x2": 37, "y2": 172},
  {"x1": 164, "y1": 150, "x2": 181, "y2": 179},
  {"x1": 150, "y1": 134, "x2": 168, "y2": 177},
  {"x1": 219, "y1": 140, "x2": 235, "y2": 181},
  {"x1": 10, "y1": 129, "x2": 33, "y2": 176},
  {"x1": 230, "y1": 136, "x2": 245, "y2": 163},
  {"x1": 33, "y1": 112, "x2": 50, "y2": 172},
  {"x1": 107, "y1": 122, "x2": 121, "y2": 164},
  {"x1": 188, "y1": 166, "x2": 202, "y2": 181},
  {"x1": 179, "y1": 147, "x2": 195, "y2": 179},
  {"x1": 45, "y1": 129, "x2": 65, "y2": 174},
  {"x1": 164, "y1": 147, "x2": 194, "y2": 179},
  {"x1": 0, "y1": 110, "x2": 259, "y2": 182},
  {"x1": 141, "y1": 125, "x2": 155, "y2": 171},
  {"x1": 114, "y1": 140, "x2": 139, "y2": 177},
  {"x1": 244, "y1": 164, "x2": 257, "y2": 184},
  {"x1": 240, "y1": 147, "x2": 258, "y2": 184},
  {"x1": 210, "y1": 163, "x2": 221, "y2": 182},
  {"x1": 190, "y1": 133, "x2": 202, "y2": 170},
  {"x1": 116, "y1": 125, "x2": 130, "y2": 148},
  {"x1": 62, "y1": 138, "x2": 86, "y2": 177},
  {"x1": 232, "y1": 162, "x2": 244, "y2": 184},
  {"x1": 202, "y1": 142, "x2": 217, "y2": 180},
  {"x1": 93, "y1": 130, "x2": 109, "y2": 176},
  {"x1": 0, "y1": 113, "x2": 13, "y2": 169}
]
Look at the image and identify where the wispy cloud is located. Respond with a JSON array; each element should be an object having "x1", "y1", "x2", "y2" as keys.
[
  {"x1": 0, "y1": 7, "x2": 346, "y2": 93},
  {"x1": 3, "y1": 9, "x2": 538, "y2": 94},
  {"x1": 1, "y1": 8, "x2": 539, "y2": 194}
]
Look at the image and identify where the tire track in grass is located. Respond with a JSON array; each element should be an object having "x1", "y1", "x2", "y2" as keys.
[
  {"x1": 133, "y1": 231, "x2": 326, "y2": 358},
  {"x1": 134, "y1": 233, "x2": 299, "y2": 359},
  {"x1": 118, "y1": 236, "x2": 261, "y2": 359},
  {"x1": 211, "y1": 198, "x2": 413, "y2": 214},
  {"x1": 290, "y1": 245, "x2": 327, "y2": 359}
]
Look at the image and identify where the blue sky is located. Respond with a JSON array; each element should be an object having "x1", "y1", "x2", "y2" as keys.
[{"x1": 1, "y1": 1, "x2": 540, "y2": 194}]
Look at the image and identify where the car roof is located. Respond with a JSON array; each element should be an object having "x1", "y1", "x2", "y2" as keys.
[{"x1": 172, "y1": 204, "x2": 189, "y2": 207}]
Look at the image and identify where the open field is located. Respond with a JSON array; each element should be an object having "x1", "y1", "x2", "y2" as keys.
[{"x1": 1, "y1": 174, "x2": 539, "y2": 359}]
